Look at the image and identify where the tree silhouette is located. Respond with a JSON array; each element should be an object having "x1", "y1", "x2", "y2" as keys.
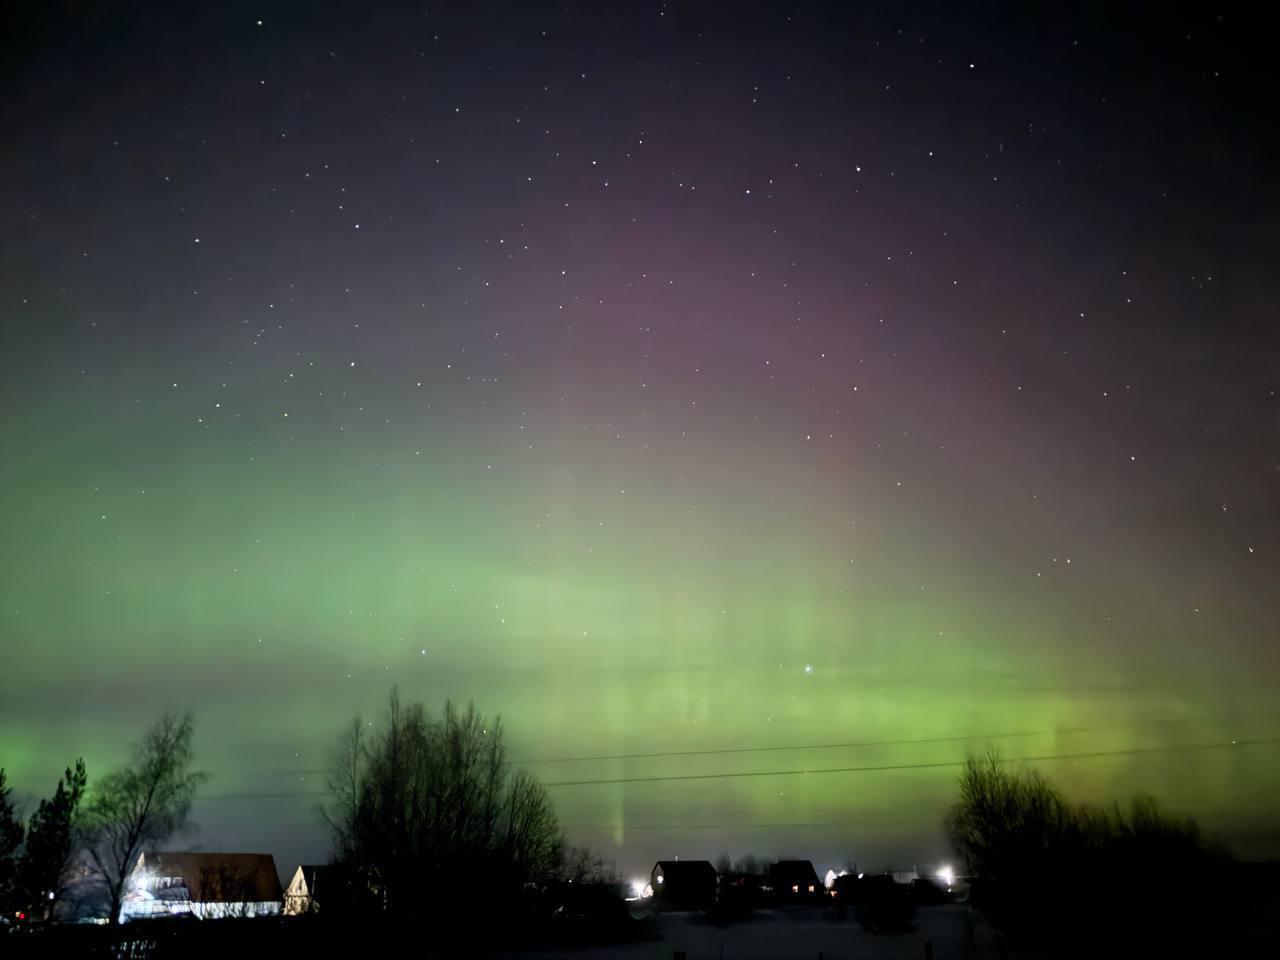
[
  {"x1": 0, "y1": 769, "x2": 24, "y2": 916},
  {"x1": 81, "y1": 711, "x2": 207, "y2": 924},
  {"x1": 945, "y1": 749, "x2": 1077, "y2": 895},
  {"x1": 945, "y1": 749, "x2": 1229, "y2": 950},
  {"x1": 18, "y1": 759, "x2": 86, "y2": 920},
  {"x1": 325, "y1": 689, "x2": 563, "y2": 926},
  {"x1": 560, "y1": 845, "x2": 621, "y2": 884}
]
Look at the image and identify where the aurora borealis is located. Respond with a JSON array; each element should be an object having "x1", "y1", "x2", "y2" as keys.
[{"x1": 2, "y1": 3, "x2": 1278, "y2": 877}]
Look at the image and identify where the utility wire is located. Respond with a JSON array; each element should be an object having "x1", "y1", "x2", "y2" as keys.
[
  {"x1": 193, "y1": 734, "x2": 1280, "y2": 800},
  {"x1": 563, "y1": 819, "x2": 938, "y2": 832},
  {"x1": 539, "y1": 735, "x2": 1280, "y2": 787},
  {"x1": 515, "y1": 727, "x2": 1094, "y2": 765},
  {"x1": 277, "y1": 725, "x2": 1097, "y2": 776}
]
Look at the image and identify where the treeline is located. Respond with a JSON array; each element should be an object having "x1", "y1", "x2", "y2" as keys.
[
  {"x1": 0, "y1": 711, "x2": 205, "y2": 925},
  {"x1": 3, "y1": 691, "x2": 602, "y2": 936},
  {"x1": 946, "y1": 750, "x2": 1234, "y2": 953},
  {"x1": 0, "y1": 760, "x2": 85, "y2": 922}
]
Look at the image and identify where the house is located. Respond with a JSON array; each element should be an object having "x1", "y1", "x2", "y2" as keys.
[
  {"x1": 650, "y1": 860, "x2": 718, "y2": 909},
  {"x1": 766, "y1": 859, "x2": 821, "y2": 898},
  {"x1": 120, "y1": 852, "x2": 283, "y2": 921},
  {"x1": 283, "y1": 864, "x2": 331, "y2": 915}
]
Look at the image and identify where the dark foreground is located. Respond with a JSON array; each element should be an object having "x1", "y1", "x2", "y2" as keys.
[{"x1": 6, "y1": 899, "x2": 1279, "y2": 959}]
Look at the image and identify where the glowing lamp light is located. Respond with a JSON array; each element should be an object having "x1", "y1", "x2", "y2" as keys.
[
  {"x1": 937, "y1": 865, "x2": 955, "y2": 887},
  {"x1": 628, "y1": 879, "x2": 650, "y2": 900},
  {"x1": 824, "y1": 868, "x2": 837, "y2": 889}
]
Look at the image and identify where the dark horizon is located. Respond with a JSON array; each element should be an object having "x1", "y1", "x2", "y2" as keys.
[{"x1": 3, "y1": 1, "x2": 1279, "y2": 886}]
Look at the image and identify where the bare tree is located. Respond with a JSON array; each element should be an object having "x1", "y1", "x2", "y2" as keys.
[
  {"x1": 324, "y1": 689, "x2": 564, "y2": 923},
  {"x1": 733, "y1": 853, "x2": 765, "y2": 877},
  {"x1": 322, "y1": 716, "x2": 365, "y2": 865},
  {"x1": 944, "y1": 749, "x2": 1228, "y2": 948},
  {"x1": 501, "y1": 769, "x2": 562, "y2": 889},
  {"x1": 946, "y1": 750, "x2": 1085, "y2": 884},
  {"x1": 81, "y1": 711, "x2": 207, "y2": 924},
  {"x1": 560, "y1": 845, "x2": 621, "y2": 885}
]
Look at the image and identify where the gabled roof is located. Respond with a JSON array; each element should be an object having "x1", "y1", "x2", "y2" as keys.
[
  {"x1": 139, "y1": 852, "x2": 282, "y2": 903},
  {"x1": 653, "y1": 860, "x2": 718, "y2": 880},
  {"x1": 769, "y1": 859, "x2": 820, "y2": 885}
]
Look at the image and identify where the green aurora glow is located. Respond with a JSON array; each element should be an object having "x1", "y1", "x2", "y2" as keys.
[{"x1": 2, "y1": 3, "x2": 1278, "y2": 875}]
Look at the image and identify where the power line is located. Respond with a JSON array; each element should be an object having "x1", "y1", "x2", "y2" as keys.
[
  {"x1": 544, "y1": 758, "x2": 961, "y2": 787},
  {"x1": 200, "y1": 791, "x2": 329, "y2": 801},
  {"x1": 277, "y1": 726, "x2": 1095, "y2": 777},
  {"x1": 191, "y1": 735, "x2": 1280, "y2": 799},
  {"x1": 515, "y1": 727, "x2": 1094, "y2": 765},
  {"x1": 539, "y1": 735, "x2": 1280, "y2": 788},
  {"x1": 564, "y1": 820, "x2": 937, "y2": 832},
  {"x1": 277, "y1": 717, "x2": 1251, "y2": 776}
]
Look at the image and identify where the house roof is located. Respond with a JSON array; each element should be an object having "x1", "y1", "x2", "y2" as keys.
[
  {"x1": 139, "y1": 852, "x2": 282, "y2": 903},
  {"x1": 769, "y1": 859, "x2": 820, "y2": 885},
  {"x1": 653, "y1": 860, "x2": 718, "y2": 881}
]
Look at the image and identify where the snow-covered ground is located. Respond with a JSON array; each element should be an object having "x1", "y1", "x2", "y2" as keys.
[{"x1": 498, "y1": 903, "x2": 975, "y2": 959}]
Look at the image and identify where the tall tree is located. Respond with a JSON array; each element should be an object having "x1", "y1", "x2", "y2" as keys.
[
  {"x1": 18, "y1": 759, "x2": 87, "y2": 920},
  {"x1": 325, "y1": 689, "x2": 564, "y2": 925},
  {"x1": 322, "y1": 716, "x2": 365, "y2": 866},
  {"x1": 501, "y1": 769, "x2": 562, "y2": 891},
  {"x1": 82, "y1": 711, "x2": 207, "y2": 924},
  {"x1": 0, "y1": 769, "x2": 25, "y2": 916}
]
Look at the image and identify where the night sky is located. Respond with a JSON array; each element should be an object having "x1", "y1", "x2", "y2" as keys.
[{"x1": 2, "y1": 2, "x2": 1279, "y2": 878}]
